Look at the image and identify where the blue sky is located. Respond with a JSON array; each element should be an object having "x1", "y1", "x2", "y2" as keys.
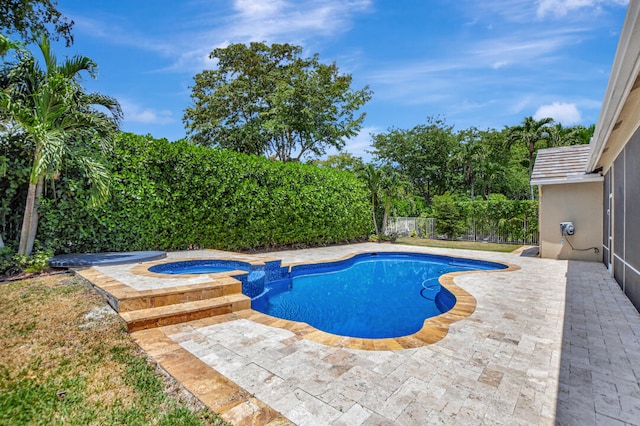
[{"x1": 55, "y1": 0, "x2": 628, "y2": 160}]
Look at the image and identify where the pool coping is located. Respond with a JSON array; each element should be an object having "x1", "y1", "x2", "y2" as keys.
[{"x1": 81, "y1": 250, "x2": 519, "y2": 350}]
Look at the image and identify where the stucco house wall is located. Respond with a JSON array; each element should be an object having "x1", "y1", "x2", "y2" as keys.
[{"x1": 539, "y1": 182, "x2": 602, "y2": 261}]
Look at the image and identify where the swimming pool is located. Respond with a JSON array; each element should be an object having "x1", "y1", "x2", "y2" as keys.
[
  {"x1": 149, "y1": 252, "x2": 507, "y2": 339},
  {"x1": 252, "y1": 252, "x2": 506, "y2": 338}
]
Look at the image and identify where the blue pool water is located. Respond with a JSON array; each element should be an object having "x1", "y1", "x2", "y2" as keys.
[
  {"x1": 252, "y1": 252, "x2": 506, "y2": 339},
  {"x1": 149, "y1": 252, "x2": 507, "y2": 339},
  {"x1": 148, "y1": 259, "x2": 251, "y2": 275}
]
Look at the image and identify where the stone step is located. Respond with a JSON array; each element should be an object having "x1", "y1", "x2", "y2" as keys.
[
  {"x1": 120, "y1": 293, "x2": 251, "y2": 332},
  {"x1": 117, "y1": 278, "x2": 242, "y2": 312}
]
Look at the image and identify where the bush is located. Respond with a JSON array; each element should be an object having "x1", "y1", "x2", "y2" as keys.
[
  {"x1": 431, "y1": 193, "x2": 466, "y2": 239},
  {"x1": 35, "y1": 133, "x2": 372, "y2": 253},
  {"x1": 0, "y1": 247, "x2": 16, "y2": 275},
  {"x1": 429, "y1": 193, "x2": 538, "y2": 242},
  {"x1": 0, "y1": 247, "x2": 53, "y2": 276}
]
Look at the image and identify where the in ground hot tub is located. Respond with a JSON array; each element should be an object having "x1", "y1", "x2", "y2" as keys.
[
  {"x1": 148, "y1": 259, "x2": 251, "y2": 274},
  {"x1": 148, "y1": 259, "x2": 288, "y2": 298}
]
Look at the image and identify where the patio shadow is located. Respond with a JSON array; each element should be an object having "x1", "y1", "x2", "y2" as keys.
[{"x1": 555, "y1": 260, "x2": 640, "y2": 425}]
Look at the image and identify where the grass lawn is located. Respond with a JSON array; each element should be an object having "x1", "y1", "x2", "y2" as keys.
[
  {"x1": 395, "y1": 237, "x2": 524, "y2": 253},
  {"x1": 0, "y1": 273, "x2": 228, "y2": 426}
]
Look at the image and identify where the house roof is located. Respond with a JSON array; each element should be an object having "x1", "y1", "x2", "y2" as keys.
[{"x1": 531, "y1": 145, "x2": 602, "y2": 186}]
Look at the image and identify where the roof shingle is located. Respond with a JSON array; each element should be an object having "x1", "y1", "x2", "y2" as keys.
[{"x1": 531, "y1": 145, "x2": 592, "y2": 183}]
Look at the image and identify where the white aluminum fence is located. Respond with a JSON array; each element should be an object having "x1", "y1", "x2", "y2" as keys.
[{"x1": 386, "y1": 217, "x2": 539, "y2": 245}]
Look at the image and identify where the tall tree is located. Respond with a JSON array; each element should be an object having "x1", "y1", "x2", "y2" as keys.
[
  {"x1": 372, "y1": 116, "x2": 456, "y2": 203},
  {"x1": 379, "y1": 167, "x2": 407, "y2": 235},
  {"x1": 506, "y1": 116, "x2": 554, "y2": 200},
  {"x1": 1, "y1": 35, "x2": 121, "y2": 255},
  {"x1": 573, "y1": 124, "x2": 595, "y2": 144},
  {"x1": 452, "y1": 128, "x2": 488, "y2": 200},
  {"x1": 184, "y1": 42, "x2": 372, "y2": 162},
  {"x1": 310, "y1": 152, "x2": 365, "y2": 173},
  {"x1": 474, "y1": 128, "x2": 530, "y2": 200},
  {"x1": 548, "y1": 123, "x2": 594, "y2": 146},
  {"x1": 1, "y1": 0, "x2": 74, "y2": 46}
]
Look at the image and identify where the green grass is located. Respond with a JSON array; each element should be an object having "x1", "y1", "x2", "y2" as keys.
[
  {"x1": 0, "y1": 274, "x2": 228, "y2": 426},
  {"x1": 394, "y1": 237, "x2": 525, "y2": 253}
]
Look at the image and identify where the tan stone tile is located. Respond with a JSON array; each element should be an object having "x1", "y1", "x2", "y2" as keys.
[{"x1": 478, "y1": 367, "x2": 504, "y2": 388}]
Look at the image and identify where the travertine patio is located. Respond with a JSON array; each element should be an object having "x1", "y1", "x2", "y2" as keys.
[{"x1": 78, "y1": 243, "x2": 640, "y2": 425}]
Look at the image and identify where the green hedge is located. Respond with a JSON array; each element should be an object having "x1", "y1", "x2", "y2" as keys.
[
  {"x1": 36, "y1": 133, "x2": 372, "y2": 253},
  {"x1": 431, "y1": 193, "x2": 538, "y2": 241}
]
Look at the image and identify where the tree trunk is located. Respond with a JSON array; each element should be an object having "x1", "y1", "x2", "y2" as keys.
[
  {"x1": 18, "y1": 181, "x2": 38, "y2": 255},
  {"x1": 0, "y1": 233, "x2": 4, "y2": 248},
  {"x1": 372, "y1": 195, "x2": 379, "y2": 236},
  {"x1": 471, "y1": 178, "x2": 475, "y2": 200},
  {"x1": 26, "y1": 177, "x2": 44, "y2": 254},
  {"x1": 381, "y1": 199, "x2": 389, "y2": 235}
]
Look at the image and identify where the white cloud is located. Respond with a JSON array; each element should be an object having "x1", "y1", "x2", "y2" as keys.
[
  {"x1": 366, "y1": 27, "x2": 585, "y2": 106},
  {"x1": 72, "y1": 1, "x2": 373, "y2": 75},
  {"x1": 469, "y1": 27, "x2": 586, "y2": 68},
  {"x1": 176, "y1": 0, "x2": 373, "y2": 73},
  {"x1": 509, "y1": 96, "x2": 534, "y2": 114},
  {"x1": 536, "y1": 0, "x2": 629, "y2": 18},
  {"x1": 458, "y1": 0, "x2": 626, "y2": 24},
  {"x1": 234, "y1": 0, "x2": 286, "y2": 17},
  {"x1": 534, "y1": 102, "x2": 582, "y2": 124},
  {"x1": 221, "y1": 0, "x2": 372, "y2": 43},
  {"x1": 73, "y1": 16, "x2": 174, "y2": 56},
  {"x1": 120, "y1": 100, "x2": 175, "y2": 124},
  {"x1": 460, "y1": 0, "x2": 538, "y2": 23}
]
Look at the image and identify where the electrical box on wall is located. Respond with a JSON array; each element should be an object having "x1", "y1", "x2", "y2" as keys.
[{"x1": 560, "y1": 222, "x2": 575, "y2": 236}]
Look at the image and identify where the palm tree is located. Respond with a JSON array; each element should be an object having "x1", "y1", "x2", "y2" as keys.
[
  {"x1": 548, "y1": 123, "x2": 593, "y2": 147},
  {"x1": 453, "y1": 128, "x2": 488, "y2": 200},
  {"x1": 379, "y1": 167, "x2": 407, "y2": 235},
  {"x1": 1, "y1": 35, "x2": 121, "y2": 255},
  {"x1": 507, "y1": 116, "x2": 553, "y2": 200}
]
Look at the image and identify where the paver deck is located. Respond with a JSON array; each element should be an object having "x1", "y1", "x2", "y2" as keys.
[{"x1": 78, "y1": 243, "x2": 640, "y2": 425}]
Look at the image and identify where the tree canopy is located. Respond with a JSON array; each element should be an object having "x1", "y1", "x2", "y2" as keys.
[
  {"x1": 184, "y1": 42, "x2": 372, "y2": 162},
  {"x1": 372, "y1": 117, "x2": 457, "y2": 203},
  {"x1": 369, "y1": 115, "x2": 593, "y2": 211},
  {"x1": 0, "y1": 0, "x2": 74, "y2": 46}
]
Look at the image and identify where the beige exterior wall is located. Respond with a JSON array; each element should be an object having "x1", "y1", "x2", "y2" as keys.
[{"x1": 539, "y1": 181, "x2": 603, "y2": 261}]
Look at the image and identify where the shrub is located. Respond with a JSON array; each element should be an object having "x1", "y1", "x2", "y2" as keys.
[
  {"x1": 431, "y1": 193, "x2": 466, "y2": 239},
  {"x1": 428, "y1": 193, "x2": 538, "y2": 242},
  {"x1": 0, "y1": 247, "x2": 16, "y2": 275},
  {"x1": 35, "y1": 133, "x2": 372, "y2": 253},
  {"x1": 0, "y1": 247, "x2": 53, "y2": 276}
]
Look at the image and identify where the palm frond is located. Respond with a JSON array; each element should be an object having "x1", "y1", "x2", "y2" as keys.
[
  {"x1": 77, "y1": 157, "x2": 111, "y2": 207},
  {"x1": 59, "y1": 55, "x2": 97, "y2": 80},
  {"x1": 0, "y1": 34, "x2": 22, "y2": 57},
  {"x1": 36, "y1": 35, "x2": 57, "y2": 77}
]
